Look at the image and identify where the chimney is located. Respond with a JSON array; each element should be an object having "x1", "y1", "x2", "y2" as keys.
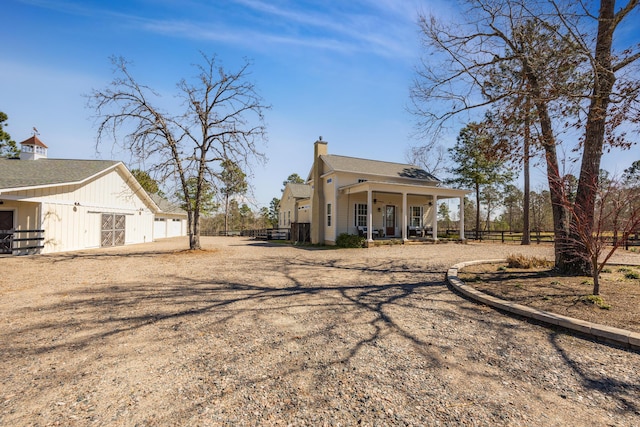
[
  {"x1": 19, "y1": 135, "x2": 48, "y2": 160},
  {"x1": 311, "y1": 137, "x2": 327, "y2": 244}
]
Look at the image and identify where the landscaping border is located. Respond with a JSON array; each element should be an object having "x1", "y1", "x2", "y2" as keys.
[{"x1": 446, "y1": 259, "x2": 640, "y2": 351}]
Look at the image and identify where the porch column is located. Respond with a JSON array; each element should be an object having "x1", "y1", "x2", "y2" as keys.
[
  {"x1": 402, "y1": 192, "x2": 408, "y2": 241},
  {"x1": 367, "y1": 189, "x2": 374, "y2": 242},
  {"x1": 459, "y1": 196, "x2": 465, "y2": 241},
  {"x1": 431, "y1": 196, "x2": 438, "y2": 240}
]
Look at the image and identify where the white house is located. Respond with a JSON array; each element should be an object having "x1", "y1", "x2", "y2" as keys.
[
  {"x1": 279, "y1": 138, "x2": 469, "y2": 245},
  {"x1": 0, "y1": 136, "x2": 186, "y2": 255}
]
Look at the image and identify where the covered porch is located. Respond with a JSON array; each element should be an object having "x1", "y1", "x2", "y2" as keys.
[{"x1": 338, "y1": 181, "x2": 469, "y2": 244}]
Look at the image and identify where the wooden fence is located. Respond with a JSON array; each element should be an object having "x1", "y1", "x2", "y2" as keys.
[{"x1": 0, "y1": 229, "x2": 45, "y2": 255}]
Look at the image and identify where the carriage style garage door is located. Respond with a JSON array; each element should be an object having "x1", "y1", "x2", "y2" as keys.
[{"x1": 101, "y1": 213, "x2": 126, "y2": 247}]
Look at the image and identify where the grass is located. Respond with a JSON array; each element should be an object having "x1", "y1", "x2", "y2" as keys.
[
  {"x1": 624, "y1": 271, "x2": 640, "y2": 280},
  {"x1": 581, "y1": 295, "x2": 611, "y2": 310},
  {"x1": 506, "y1": 254, "x2": 550, "y2": 269}
]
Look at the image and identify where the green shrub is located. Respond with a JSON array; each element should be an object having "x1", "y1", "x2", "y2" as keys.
[
  {"x1": 336, "y1": 233, "x2": 365, "y2": 248},
  {"x1": 581, "y1": 294, "x2": 611, "y2": 310},
  {"x1": 625, "y1": 271, "x2": 640, "y2": 280}
]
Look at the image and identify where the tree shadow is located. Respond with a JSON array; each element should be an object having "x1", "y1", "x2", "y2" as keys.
[{"x1": 3, "y1": 253, "x2": 639, "y2": 424}]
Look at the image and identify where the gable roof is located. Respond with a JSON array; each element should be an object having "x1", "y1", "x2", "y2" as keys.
[
  {"x1": 320, "y1": 154, "x2": 440, "y2": 183},
  {"x1": 0, "y1": 158, "x2": 121, "y2": 190},
  {"x1": 285, "y1": 182, "x2": 312, "y2": 199},
  {"x1": 149, "y1": 193, "x2": 187, "y2": 216}
]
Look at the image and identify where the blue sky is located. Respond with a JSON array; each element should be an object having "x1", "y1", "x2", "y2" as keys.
[{"x1": 1, "y1": 0, "x2": 637, "y2": 208}]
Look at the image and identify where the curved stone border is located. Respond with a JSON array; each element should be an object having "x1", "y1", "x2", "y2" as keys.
[{"x1": 446, "y1": 259, "x2": 640, "y2": 351}]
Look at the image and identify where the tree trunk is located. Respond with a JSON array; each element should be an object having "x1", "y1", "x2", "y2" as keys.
[
  {"x1": 562, "y1": 0, "x2": 616, "y2": 276},
  {"x1": 521, "y1": 98, "x2": 531, "y2": 245},
  {"x1": 475, "y1": 183, "x2": 481, "y2": 239},
  {"x1": 520, "y1": 49, "x2": 573, "y2": 270},
  {"x1": 190, "y1": 207, "x2": 201, "y2": 250},
  {"x1": 224, "y1": 193, "x2": 229, "y2": 236}
]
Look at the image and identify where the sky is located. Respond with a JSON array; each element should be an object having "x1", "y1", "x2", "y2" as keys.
[{"x1": 1, "y1": 0, "x2": 638, "y2": 209}]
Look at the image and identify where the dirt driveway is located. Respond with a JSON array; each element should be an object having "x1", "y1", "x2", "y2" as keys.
[{"x1": 1, "y1": 237, "x2": 639, "y2": 426}]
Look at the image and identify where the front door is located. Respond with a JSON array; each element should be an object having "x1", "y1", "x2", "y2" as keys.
[
  {"x1": 0, "y1": 211, "x2": 14, "y2": 254},
  {"x1": 385, "y1": 205, "x2": 395, "y2": 237}
]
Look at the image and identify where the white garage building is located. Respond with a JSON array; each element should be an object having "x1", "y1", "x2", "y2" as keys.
[{"x1": 0, "y1": 136, "x2": 186, "y2": 255}]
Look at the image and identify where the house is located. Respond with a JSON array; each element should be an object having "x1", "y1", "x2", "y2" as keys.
[
  {"x1": 280, "y1": 138, "x2": 469, "y2": 245},
  {"x1": 0, "y1": 136, "x2": 186, "y2": 255},
  {"x1": 278, "y1": 183, "x2": 312, "y2": 228}
]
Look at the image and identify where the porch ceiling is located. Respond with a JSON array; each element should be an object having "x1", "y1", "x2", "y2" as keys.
[{"x1": 339, "y1": 180, "x2": 469, "y2": 199}]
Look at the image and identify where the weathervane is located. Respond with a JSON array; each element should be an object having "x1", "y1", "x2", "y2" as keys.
[{"x1": 32, "y1": 127, "x2": 39, "y2": 136}]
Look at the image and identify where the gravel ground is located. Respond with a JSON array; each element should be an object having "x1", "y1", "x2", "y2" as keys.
[{"x1": 1, "y1": 237, "x2": 639, "y2": 426}]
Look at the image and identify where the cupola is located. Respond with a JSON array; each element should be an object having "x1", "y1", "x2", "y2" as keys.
[{"x1": 19, "y1": 135, "x2": 48, "y2": 160}]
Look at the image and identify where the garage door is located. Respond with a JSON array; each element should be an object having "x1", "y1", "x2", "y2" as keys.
[
  {"x1": 154, "y1": 218, "x2": 167, "y2": 239},
  {"x1": 167, "y1": 219, "x2": 182, "y2": 238}
]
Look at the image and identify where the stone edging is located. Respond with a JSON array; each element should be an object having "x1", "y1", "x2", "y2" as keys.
[{"x1": 446, "y1": 259, "x2": 640, "y2": 351}]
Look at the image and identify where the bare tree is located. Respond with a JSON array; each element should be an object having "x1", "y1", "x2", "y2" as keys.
[
  {"x1": 410, "y1": 0, "x2": 640, "y2": 274},
  {"x1": 564, "y1": 174, "x2": 640, "y2": 295},
  {"x1": 89, "y1": 53, "x2": 269, "y2": 249}
]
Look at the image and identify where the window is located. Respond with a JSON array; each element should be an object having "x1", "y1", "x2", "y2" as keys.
[
  {"x1": 358, "y1": 179, "x2": 368, "y2": 183},
  {"x1": 287, "y1": 211, "x2": 291, "y2": 225},
  {"x1": 355, "y1": 203, "x2": 367, "y2": 227},
  {"x1": 410, "y1": 206, "x2": 423, "y2": 227},
  {"x1": 327, "y1": 203, "x2": 332, "y2": 227}
]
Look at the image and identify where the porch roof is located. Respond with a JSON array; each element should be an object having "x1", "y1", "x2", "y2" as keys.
[{"x1": 340, "y1": 180, "x2": 469, "y2": 199}]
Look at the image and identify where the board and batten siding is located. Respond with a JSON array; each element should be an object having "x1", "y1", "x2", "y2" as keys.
[{"x1": 15, "y1": 166, "x2": 156, "y2": 253}]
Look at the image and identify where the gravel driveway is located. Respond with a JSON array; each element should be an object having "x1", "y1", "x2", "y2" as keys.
[{"x1": 1, "y1": 237, "x2": 639, "y2": 426}]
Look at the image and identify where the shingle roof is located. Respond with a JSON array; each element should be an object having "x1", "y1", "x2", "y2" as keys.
[
  {"x1": 0, "y1": 158, "x2": 120, "y2": 190},
  {"x1": 321, "y1": 155, "x2": 440, "y2": 183},
  {"x1": 149, "y1": 193, "x2": 187, "y2": 215},
  {"x1": 287, "y1": 183, "x2": 311, "y2": 198}
]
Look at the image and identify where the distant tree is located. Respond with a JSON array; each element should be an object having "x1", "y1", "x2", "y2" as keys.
[
  {"x1": 437, "y1": 202, "x2": 451, "y2": 230},
  {"x1": 130, "y1": 168, "x2": 163, "y2": 196},
  {"x1": 89, "y1": 53, "x2": 268, "y2": 250},
  {"x1": 623, "y1": 161, "x2": 640, "y2": 188},
  {"x1": 282, "y1": 173, "x2": 305, "y2": 191},
  {"x1": 479, "y1": 184, "x2": 503, "y2": 231},
  {"x1": 220, "y1": 160, "x2": 247, "y2": 235},
  {"x1": 238, "y1": 203, "x2": 253, "y2": 231},
  {"x1": 175, "y1": 177, "x2": 218, "y2": 216},
  {"x1": 268, "y1": 197, "x2": 280, "y2": 228},
  {"x1": 0, "y1": 112, "x2": 20, "y2": 158},
  {"x1": 502, "y1": 185, "x2": 524, "y2": 232},
  {"x1": 258, "y1": 206, "x2": 270, "y2": 228},
  {"x1": 447, "y1": 122, "x2": 513, "y2": 238},
  {"x1": 530, "y1": 189, "x2": 553, "y2": 237}
]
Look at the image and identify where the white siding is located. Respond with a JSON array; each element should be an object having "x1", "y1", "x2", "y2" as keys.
[{"x1": 6, "y1": 166, "x2": 155, "y2": 254}]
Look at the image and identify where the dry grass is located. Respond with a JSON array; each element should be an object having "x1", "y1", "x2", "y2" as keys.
[{"x1": 459, "y1": 262, "x2": 640, "y2": 333}]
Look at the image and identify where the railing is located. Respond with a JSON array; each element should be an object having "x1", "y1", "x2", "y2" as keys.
[{"x1": 0, "y1": 229, "x2": 45, "y2": 255}]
